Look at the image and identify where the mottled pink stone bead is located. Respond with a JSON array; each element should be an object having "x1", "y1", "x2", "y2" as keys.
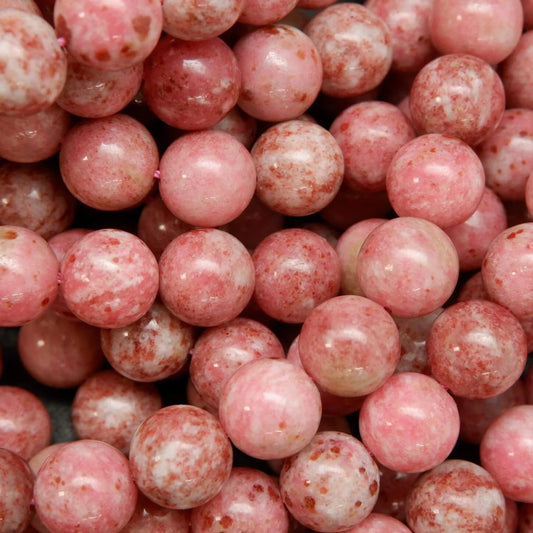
[
  {"x1": 409, "y1": 53, "x2": 505, "y2": 146},
  {"x1": 0, "y1": 448, "x2": 34, "y2": 533},
  {"x1": 129, "y1": 405, "x2": 233, "y2": 509},
  {"x1": 359, "y1": 372, "x2": 460, "y2": 473},
  {"x1": 481, "y1": 405, "x2": 533, "y2": 502},
  {"x1": 34, "y1": 439, "x2": 138, "y2": 533},
  {"x1": 54, "y1": 0, "x2": 162, "y2": 71},
  {"x1": 233, "y1": 25, "x2": 322, "y2": 122},
  {"x1": 159, "y1": 228, "x2": 255, "y2": 327},
  {"x1": 238, "y1": 0, "x2": 298, "y2": 25},
  {"x1": 405, "y1": 460, "x2": 506, "y2": 533},
  {"x1": 305, "y1": 3, "x2": 392, "y2": 98},
  {"x1": 0, "y1": 226, "x2": 59, "y2": 327},
  {"x1": 191, "y1": 467, "x2": 289, "y2": 532},
  {"x1": 219, "y1": 358, "x2": 322, "y2": 460},
  {"x1": 356, "y1": 217, "x2": 459, "y2": 318},
  {"x1": 329, "y1": 101, "x2": 415, "y2": 192},
  {"x1": 143, "y1": 36, "x2": 240, "y2": 130},
  {"x1": 159, "y1": 130, "x2": 256, "y2": 227},
  {"x1": 343, "y1": 513, "x2": 412, "y2": 533},
  {"x1": 280, "y1": 431, "x2": 380, "y2": 532},
  {"x1": 61, "y1": 229, "x2": 159, "y2": 328},
  {"x1": 252, "y1": 120, "x2": 343, "y2": 216},
  {"x1": 252, "y1": 228, "x2": 341, "y2": 323},
  {"x1": 500, "y1": 31, "x2": 533, "y2": 110}
]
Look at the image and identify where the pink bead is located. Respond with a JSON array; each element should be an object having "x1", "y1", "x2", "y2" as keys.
[
  {"x1": 18, "y1": 309, "x2": 104, "y2": 388},
  {"x1": 252, "y1": 120, "x2": 343, "y2": 216},
  {"x1": 59, "y1": 114, "x2": 158, "y2": 211},
  {"x1": 253, "y1": 228, "x2": 341, "y2": 323},
  {"x1": 61, "y1": 229, "x2": 159, "y2": 328},
  {"x1": 299, "y1": 295, "x2": 400, "y2": 397},
  {"x1": 427, "y1": 299, "x2": 527, "y2": 399},
  {"x1": 305, "y1": 3, "x2": 392, "y2": 98},
  {"x1": 0, "y1": 9, "x2": 67, "y2": 116},
  {"x1": 429, "y1": 0, "x2": 523, "y2": 65},
  {"x1": 186, "y1": 378, "x2": 218, "y2": 417},
  {"x1": 0, "y1": 226, "x2": 59, "y2": 327},
  {"x1": 211, "y1": 106, "x2": 257, "y2": 149},
  {"x1": 159, "y1": 228, "x2": 255, "y2": 327},
  {"x1": 163, "y1": 0, "x2": 244, "y2": 40},
  {"x1": 481, "y1": 405, "x2": 533, "y2": 502},
  {"x1": 56, "y1": 60, "x2": 143, "y2": 118},
  {"x1": 365, "y1": 0, "x2": 436, "y2": 73},
  {"x1": 191, "y1": 467, "x2": 289, "y2": 532},
  {"x1": 219, "y1": 358, "x2": 322, "y2": 460},
  {"x1": 280, "y1": 431, "x2": 380, "y2": 532},
  {"x1": 386, "y1": 134, "x2": 486, "y2": 228},
  {"x1": 356, "y1": 217, "x2": 459, "y2": 318},
  {"x1": 129, "y1": 405, "x2": 233, "y2": 509},
  {"x1": 0, "y1": 162, "x2": 76, "y2": 239},
  {"x1": 159, "y1": 130, "x2": 256, "y2": 227},
  {"x1": 101, "y1": 301, "x2": 194, "y2": 382},
  {"x1": 409, "y1": 54, "x2": 505, "y2": 146},
  {"x1": 359, "y1": 372, "x2": 460, "y2": 473},
  {"x1": 405, "y1": 460, "x2": 506, "y2": 533},
  {"x1": 329, "y1": 101, "x2": 415, "y2": 192},
  {"x1": 143, "y1": 36, "x2": 240, "y2": 130},
  {"x1": 233, "y1": 25, "x2": 322, "y2": 122},
  {"x1": 342, "y1": 513, "x2": 412, "y2": 533},
  {"x1": 190, "y1": 317, "x2": 285, "y2": 409},
  {"x1": 34, "y1": 439, "x2": 138, "y2": 533},
  {"x1": 238, "y1": 0, "x2": 298, "y2": 25},
  {"x1": 500, "y1": 32, "x2": 533, "y2": 110},
  {"x1": 0, "y1": 104, "x2": 71, "y2": 163},
  {"x1": 0, "y1": 386, "x2": 51, "y2": 461},
  {"x1": 445, "y1": 187, "x2": 508, "y2": 271},
  {"x1": 54, "y1": 0, "x2": 162, "y2": 70},
  {"x1": 0, "y1": 448, "x2": 34, "y2": 533}
]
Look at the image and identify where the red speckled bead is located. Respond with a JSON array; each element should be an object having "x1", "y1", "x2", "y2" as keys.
[
  {"x1": 0, "y1": 9, "x2": 67, "y2": 116},
  {"x1": 445, "y1": 187, "x2": 507, "y2": 271},
  {"x1": 159, "y1": 228, "x2": 255, "y2": 327},
  {"x1": 101, "y1": 301, "x2": 194, "y2": 383},
  {"x1": 253, "y1": 228, "x2": 341, "y2": 323},
  {"x1": 60, "y1": 114, "x2": 158, "y2": 211},
  {"x1": 330, "y1": 101, "x2": 415, "y2": 193},
  {"x1": 356, "y1": 217, "x2": 459, "y2": 318},
  {"x1": 429, "y1": 0, "x2": 523, "y2": 65},
  {"x1": 190, "y1": 317, "x2": 284, "y2": 409},
  {"x1": 409, "y1": 54, "x2": 505, "y2": 146},
  {"x1": 482, "y1": 223, "x2": 533, "y2": 320},
  {"x1": 219, "y1": 358, "x2": 322, "y2": 460},
  {"x1": 130, "y1": 405, "x2": 233, "y2": 509},
  {"x1": 61, "y1": 229, "x2": 159, "y2": 328},
  {"x1": 191, "y1": 467, "x2": 289, "y2": 532},
  {"x1": 477, "y1": 109, "x2": 533, "y2": 202},
  {"x1": 0, "y1": 448, "x2": 34, "y2": 533},
  {"x1": 57, "y1": 60, "x2": 143, "y2": 119},
  {"x1": 143, "y1": 36, "x2": 240, "y2": 130},
  {"x1": 54, "y1": 0, "x2": 162, "y2": 71},
  {"x1": 0, "y1": 226, "x2": 59, "y2": 327},
  {"x1": 34, "y1": 439, "x2": 138, "y2": 533},
  {"x1": 18, "y1": 309, "x2": 104, "y2": 388},
  {"x1": 0, "y1": 386, "x2": 51, "y2": 461},
  {"x1": 252, "y1": 120, "x2": 343, "y2": 216},
  {"x1": 501, "y1": 32, "x2": 533, "y2": 110},
  {"x1": 365, "y1": 0, "x2": 436, "y2": 73},
  {"x1": 299, "y1": 295, "x2": 400, "y2": 397},
  {"x1": 280, "y1": 431, "x2": 380, "y2": 532},
  {"x1": 233, "y1": 25, "x2": 322, "y2": 122},
  {"x1": 0, "y1": 162, "x2": 76, "y2": 239},
  {"x1": 405, "y1": 460, "x2": 506, "y2": 533},
  {"x1": 305, "y1": 3, "x2": 392, "y2": 98},
  {"x1": 72, "y1": 370, "x2": 162, "y2": 455},
  {"x1": 159, "y1": 130, "x2": 256, "y2": 227},
  {"x1": 386, "y1": 134, "x2": 486, "y2": 228},
  {"x1": 427, "y1": 299, "x2": 527, "y2": 399},
  {"x1": 359, "y1": 373, "x2": 460, "y2": 473},
  {"x1": 0, "y1": 104, "x2": 71, "y2": 163},
  {"x1": 481, "y1": 405, "x2": 533, "y2": 502},
  {"x1": 343, "y1": 513, "x2": 412, "y2": 533}
]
